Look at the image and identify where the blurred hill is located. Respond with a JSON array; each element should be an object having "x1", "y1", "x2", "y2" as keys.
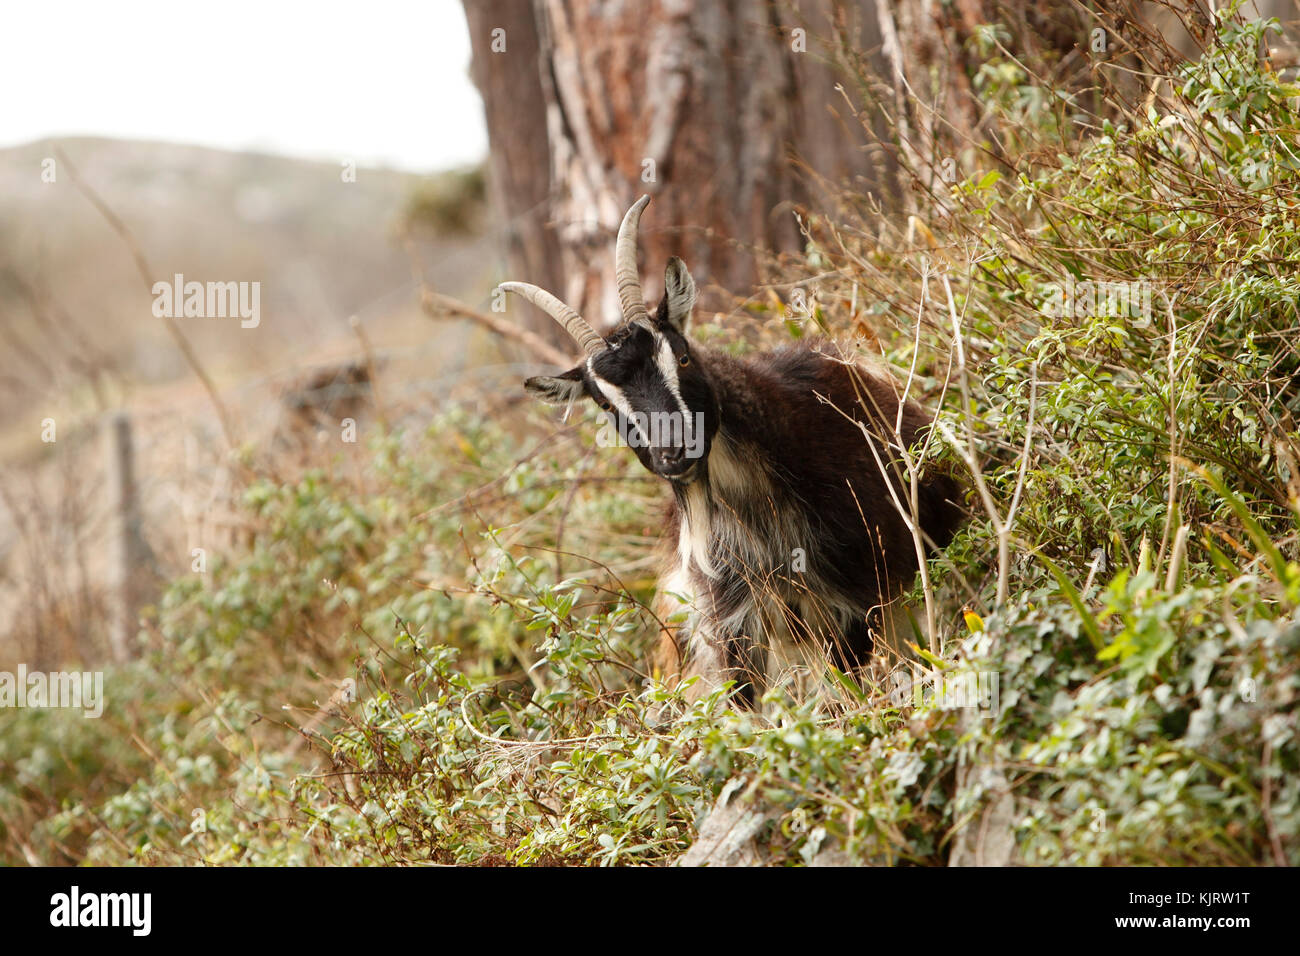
[
  {"x1": 0, "y1": 136, "x2": 492, "y2": 447},
  {"x1": 0, "y1": 136, "x2": 500, "y2": 670}
]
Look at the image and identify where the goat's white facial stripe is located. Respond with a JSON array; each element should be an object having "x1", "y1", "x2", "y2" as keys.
[
  {"x1": 654, "y1": 334, "x2": 691, "y2": 421},
  {"x1": 590, "y1": 335, "x2": 695, "y2": 455},
  {"x1": 655, "y1": 333, "x2": 702, "y2": 458},
  {"x1": 589, "y1": 371, "x2": 651, "y2": 448}
]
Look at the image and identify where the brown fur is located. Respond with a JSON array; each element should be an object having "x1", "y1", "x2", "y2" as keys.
[{"x1": 651, "y1": 338, "x2": 963, "y2": 702}]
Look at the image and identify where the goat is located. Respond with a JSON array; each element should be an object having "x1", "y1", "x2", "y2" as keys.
[{"x1": 503, "y1": 196, "x2": 963, "y2": 706}]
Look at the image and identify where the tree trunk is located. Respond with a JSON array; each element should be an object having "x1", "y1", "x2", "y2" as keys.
[
  {"x1": 463, "y1": 0, "x2": 568, "y2": 351},
  {"x1": 465, "y1": 0, "x2": 1300, "y2": 345},
  {"x1": 464, "y1": 0, "x2": 888, "y2": 336}
]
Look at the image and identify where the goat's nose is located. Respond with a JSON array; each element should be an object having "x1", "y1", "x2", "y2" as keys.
[{"x1": 659, "y1": 446, "x2": 685, "y2": 464}]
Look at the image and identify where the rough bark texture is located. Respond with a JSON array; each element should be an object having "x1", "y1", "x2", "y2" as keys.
[
  {"x1": 464, "y1": 0, "x2": 888, "y2": 335},
  {"x1": 465, "y1": 0, "x2": 1300, "y2": 344},
  {"x1": 463, "y1": 0, "x2": 569, "y2": 351},
  {"x1": 874, "y1": 0, "x2": 1300, "y2": 216}
]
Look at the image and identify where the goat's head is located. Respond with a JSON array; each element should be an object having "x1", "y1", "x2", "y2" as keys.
[{"x1": 505, "y1": 196, "x2": 719, "y2": 483}]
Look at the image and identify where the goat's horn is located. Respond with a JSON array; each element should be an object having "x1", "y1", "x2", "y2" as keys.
[
  {"x1": 499, "y1": 281, "x2": 605, "y2": 357},
  {"x1": 615, "y1": 194, "x2": 652, "y2": 329}
]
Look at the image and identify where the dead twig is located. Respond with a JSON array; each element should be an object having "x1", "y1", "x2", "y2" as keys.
[
  {"x1": 54, "y1": 146, "x2": 238, "y2": 450},
  {"x1": 419, "y1": 288, "x2": 574, "y2": 368},
  {"x1": 401, "y1": 230, "x2": 576, "y2": 368}
]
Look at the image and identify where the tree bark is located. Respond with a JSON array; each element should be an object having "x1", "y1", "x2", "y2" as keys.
[
  {"x1": 464, "y1": 0, "x2": 888, "y2": 337},
  {"x1": 465, "y1": 0, "x2": 1300, "y2": 347},
  {"x1": 463, "y1": 0, "x2": 569, "y2": 351}
]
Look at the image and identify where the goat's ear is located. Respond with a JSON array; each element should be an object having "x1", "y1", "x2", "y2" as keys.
[
  {"x1": 660, "y1": 257, "x2": 696, "y2": 335},
  {"x1": 524, "y1": 366, "x2": 586, "y2": 406}
]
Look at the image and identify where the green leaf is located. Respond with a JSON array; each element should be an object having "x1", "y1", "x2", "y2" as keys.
[{"x1": 1037, "y1": 553, "x2": 1107, "y2": 652}]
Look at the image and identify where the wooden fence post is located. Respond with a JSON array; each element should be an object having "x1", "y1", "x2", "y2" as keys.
[{"x1": 105, "y1": 411, "x2": 145, "y2": 663}]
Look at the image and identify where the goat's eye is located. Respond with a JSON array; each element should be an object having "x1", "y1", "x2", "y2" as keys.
[
  {"x1": 678, "y1": 354, "x2": 690, "y2": 367},
  {"x1": 598, "y1": 399, "x2": 612, "y2": 411}
]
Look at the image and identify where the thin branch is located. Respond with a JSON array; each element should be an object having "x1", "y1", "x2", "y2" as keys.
[
  {"x1": 401, "y1": 230, "x2": 576, "y2": 368},
  {"x1": 419, "y1": 288, "x2": 575, "y2": 369},
  {"x1": 55, "y1": 146, "x2": 238, "y2": 450}
]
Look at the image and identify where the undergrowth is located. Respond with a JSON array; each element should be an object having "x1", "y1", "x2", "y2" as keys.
[{"x1": 1, "y1": 2, "x2": 1297, "y2": 866}]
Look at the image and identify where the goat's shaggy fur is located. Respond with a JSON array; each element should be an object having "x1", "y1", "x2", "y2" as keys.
[
  {"x1": 649, "y1": 337, "x2": 964, "y2": 705},
  {"x1": 506, "y1": 195, "x2": 962, "y2": 706}
]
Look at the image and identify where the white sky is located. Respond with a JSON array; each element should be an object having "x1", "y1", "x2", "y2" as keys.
[{"x1": 0, "y1": 0, "x2": 488, "y2": 172}]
